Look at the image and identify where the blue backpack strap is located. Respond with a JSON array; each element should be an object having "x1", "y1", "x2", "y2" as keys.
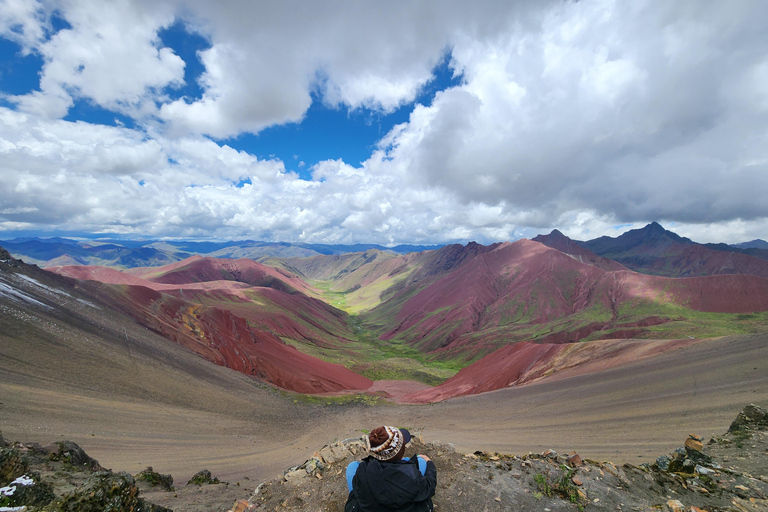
[
  {"x1": 415, "y1": 455, "x2": 427, "y2": 476},
  {"x1": 345, "y1": 461, "x2": 360, "y2": 492}
]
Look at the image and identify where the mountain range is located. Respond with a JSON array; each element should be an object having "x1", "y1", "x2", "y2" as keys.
[
  {"x1": 3, "y1": 222, "x2": 765, "y2": 404},
  {"x1": 0, "y1": 237, "x2": 442, "y2": 268}
]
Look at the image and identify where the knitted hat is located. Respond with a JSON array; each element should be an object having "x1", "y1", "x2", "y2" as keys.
[{"x1": 366, "y1": 426, "x2": 412, "y2": 461}]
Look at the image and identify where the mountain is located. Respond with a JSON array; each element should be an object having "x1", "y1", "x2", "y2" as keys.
[
  {"x1": 46, "y1": 259, "x2": 372, "y2": 394},
  {"x1": 733, "y1": 239, "x2": 768, "y2": 250},
  {"x1": 0, "y1": 238, "x2": 188, "y2": 268},
  {"x1": 578, "y1": 222, "x2": 768, "y2": 277},
  {"x1": 16, "y1": 235, "x2": 768, "y2": 401},
  {"x1": 0, "y1": 236, "x2": 444, "y2": 268},
  {"x1": 360, "y1": 239, "x2": 768, "y2": 363},
  {"x1": 532, "y1": 229, "x2": 628, "y2": 271}
]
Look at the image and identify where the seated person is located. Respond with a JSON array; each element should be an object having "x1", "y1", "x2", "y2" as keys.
[{"x1": 345, "y1": 426, "x2": 436, "y2": 512}]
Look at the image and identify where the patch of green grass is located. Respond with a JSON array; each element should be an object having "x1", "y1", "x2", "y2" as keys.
[
  {"x1": 351, "y1": 358, "x2": 457, "y2": 385},
  {"x1": 283, "y1": 391, "x2": 384, "y2": 406}
]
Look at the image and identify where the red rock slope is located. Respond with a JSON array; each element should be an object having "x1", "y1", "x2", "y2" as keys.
[
  {"x1": 403, "y1": 337, "x2": 702, "y2": 403},
  {"x1": 375, "y1": 239, "x2": 768, "y2": 360},
  {"x1": 48, "y1": 264, "x2": 372, "y2": 394}
]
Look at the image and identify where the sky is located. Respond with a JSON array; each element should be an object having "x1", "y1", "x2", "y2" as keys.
[{"x1": 0, "y1": 0, "x2": 767, "y2": 245}]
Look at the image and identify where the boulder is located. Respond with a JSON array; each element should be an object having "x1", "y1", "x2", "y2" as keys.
[
  {"x1": 47, "y1": 441, "x2": 104, "y2": 471},
  {"x1": 567, "y1": 452, "x2": 583, "y2": 467},
  {"x1": 187, "y1": 469, "x2": 220, "y2": 485},
  {"x1": 729, "y1": 404, "x2": 768, "y2": 432},
  {"x1": 318, "y1": 442, "x2": 352, "y2": 464},
  {"x1": 135, "y1": 466, "x2": 175, "y2": 491},
  {"x1": 284, "y1": 468, "x2": 308, "y2": 485},
  {"x1": 684, "y1": 434, "x2": 704, "y2": 452},
  {"x1": 50, "y1": 471, "x2": 171, "y2": 512}
]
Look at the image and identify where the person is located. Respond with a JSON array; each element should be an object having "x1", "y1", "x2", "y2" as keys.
[{"x1": 344, "y1": 426, "x2": 437, "y2": 512}]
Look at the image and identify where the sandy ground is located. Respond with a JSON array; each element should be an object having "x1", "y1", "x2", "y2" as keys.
[{"x1": 3, "y1": 330, "x2": 767, "y2": 487}]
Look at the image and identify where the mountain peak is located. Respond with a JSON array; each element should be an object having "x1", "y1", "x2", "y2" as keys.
[{"x1": 548, "y1": 229, "x2": 566, "y2": 238}]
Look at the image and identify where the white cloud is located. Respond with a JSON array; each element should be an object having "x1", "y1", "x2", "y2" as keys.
[
  {"x1": 0, "y1": 0, "x2": 47, "y2": 52},
  {"x1": 1, "y1": 0, "x2": 768, "y2": 244}
]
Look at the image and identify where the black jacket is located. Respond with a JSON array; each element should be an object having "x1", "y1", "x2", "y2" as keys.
[{"x1": 347, "y1": 456, "x2": 437, "y2": 512}]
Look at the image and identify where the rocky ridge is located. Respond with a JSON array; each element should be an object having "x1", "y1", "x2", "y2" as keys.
[
  {"x1": 226, "y1": 404, "x2": 768, "y2": 512},
  {"x1": 1, "y1": 405, "x2": 767, "y2": 512}
]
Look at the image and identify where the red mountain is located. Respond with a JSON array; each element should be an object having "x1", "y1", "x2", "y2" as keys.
[
  {"x1": 48, "y1": 264, "x2": 372, "y2": 394},
  {"x1": 127, "y1": 255, "x2": 315, "y2": 295},
  {"x1": 369, "y1": 239, "x2": 768, "y2": 362}
]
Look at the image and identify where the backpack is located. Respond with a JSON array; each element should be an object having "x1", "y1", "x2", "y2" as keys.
[{"x1": 344, "y1": 490, "x2": 359, "y2": 512}]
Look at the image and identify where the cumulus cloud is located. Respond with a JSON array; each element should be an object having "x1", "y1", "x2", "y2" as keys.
[{"x1": 1, "y1": 0, "x2": 767, "y2": 244}]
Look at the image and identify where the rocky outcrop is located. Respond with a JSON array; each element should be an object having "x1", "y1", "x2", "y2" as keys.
[
  {"x1": 136, "y1": 466, "x2": 175, "y2": 492},
  {"x1": 0, "y1": 437, "x2": 167, "y2": 511},
  {"x1": 187, "y1": 469, "x2": 221, "y2": 486},
  {"x1": 51, "y1": 471, "x2": 171, "y2": 512},
  {"x1": 729, "y1": 403, "x2": 768, "y2": 432},
  {"x1": 226, "y1": 405, "x2": 768, "y2": 512}
]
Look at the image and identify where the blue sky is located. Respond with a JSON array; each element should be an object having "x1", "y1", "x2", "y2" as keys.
[
  {"x1": 0, "y1": 1, "x2": 767, "y2": 245},
  {"x1": 0, "y1": 16, "x2": 460, "y2": 179}
]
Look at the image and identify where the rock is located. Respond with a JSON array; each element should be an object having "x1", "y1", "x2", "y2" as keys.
[
  {"x1": 50, "y1": 471, "x2": 171, "y2": 512},
  {"x1": 284, "y1": 468, "x2": 308, "y2": 484},
  {"x1": 567, "y1": 452, "x2": 583, "y2": 467},
  {"x1": 231, "y1": 498, "x2": 257, "y2": 511},
  {"x1": 571, "y1": 476, "x2": 583, "y2": 486},
  {"x1": 731, "y1": 497, "x2": 768, "y2": 512},
  {"x1": 187, "y1": 469, "x2": 220, "y2": 485},
  {"x1": 656, "y1": 455, "x2": 671, "y2": 471},
  {"x1": 685, "y1": 436, "x2": 704, "y2": 452},
  {"x1": 318, "y1": 442, "x2": 351, "y2": 464},
  {"x1": 729, "y1": 404, "x2": 768, "y2": 433},
  {"x1": 0, "y1": 448, "x2": 29, "y2": 484},
  {"x1": 135, "y1": 466, "x2": 175, "y2": 491},
  {"x1": 542, "y1": 449, "x2": 558, "y2": 458},
  {"x1": 695, "y1": 465, "x2": 714, "y2": 476},
  {"x1": 666, "y1": 499, "x2": 685, "y2": 512},
  {"x1": 0, "y1": 472, "x2": 55, "y2": 509},
  {"x1": 48, "y1": 441, "x2": 104, "y2": 471}
]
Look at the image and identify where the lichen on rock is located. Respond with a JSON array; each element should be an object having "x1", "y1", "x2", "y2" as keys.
[{"x1": 187, "y1": 469, "x2": 221, "y2": 486}]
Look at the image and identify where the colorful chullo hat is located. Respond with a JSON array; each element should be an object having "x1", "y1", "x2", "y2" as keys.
[{"x1": 366, "y1": 426, "x2": 412, "y2": 461}]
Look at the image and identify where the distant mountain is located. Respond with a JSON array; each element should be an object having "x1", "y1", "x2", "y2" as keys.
[
  {"x1": 702, "y1": 242, "x2": 768, "y2": 261},
  {"x1": 298, "y1": 242, "x2": 443, "y2": 255},
  {"x1": 0, "y1": 238, "x2": 188, "y2": 268},
  {"x1": 577, "y1": 222, "x2": 768, "y2": 278},
  {"x1": 532, "y1": 229, "x2": 628, "y2": 271},
  {"x1": 733, "y1": 239, "x2": 768, "y2": 250},
  {"x1": 0, "y1": 237, "x2": 444, "y2": 268}
]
